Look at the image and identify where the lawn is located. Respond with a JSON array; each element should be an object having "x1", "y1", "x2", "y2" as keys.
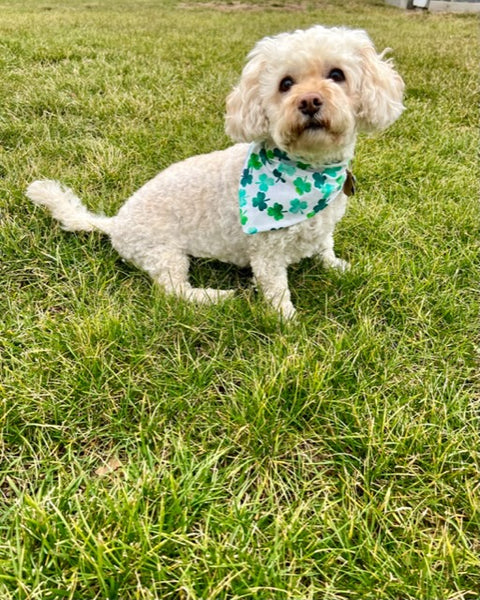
[{"x1": 0, "y1": 0, "x2": 478, "y2": 598}]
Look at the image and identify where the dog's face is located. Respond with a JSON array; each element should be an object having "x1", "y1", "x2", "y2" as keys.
[
  {"x1": 226, "y1": 26, "x2": 405, "y2": 161},
  {"x1": 262, "y1": 52, "x2": 358, "y2": 157}
]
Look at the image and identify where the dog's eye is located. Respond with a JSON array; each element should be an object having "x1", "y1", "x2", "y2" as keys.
[
  {"x1": 279, "y1": 76, "x2": 295, "y2": 92},
  {"x1": 328, "y1": 68, "x2": 345, "y2": 83}
]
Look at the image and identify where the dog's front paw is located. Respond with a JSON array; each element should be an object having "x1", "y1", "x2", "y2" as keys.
[
  {"x1": 321, "y1": 253, "x2": 350, "y2": 273},
  {"x1": 171, "y1": 285, "x2": 235, "y2": 304},
  {"x1": 328, "y1": 257, "x2": 350, "y2": 272},
  {"x1": 278, "y1": 300, "x2": 296, "y2": 320},
  {"x1": 194, "y1": 287, "x2": 235, "y2": 304}
]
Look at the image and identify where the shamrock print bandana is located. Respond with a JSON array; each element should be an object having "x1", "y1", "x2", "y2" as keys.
[{"x1": 239, "y1": 142, "x2": 349, "y2": 235}]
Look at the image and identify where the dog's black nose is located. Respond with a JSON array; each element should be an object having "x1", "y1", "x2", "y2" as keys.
[{"x1": 298, "y1": 93, "x2": 323, "y2": 117}]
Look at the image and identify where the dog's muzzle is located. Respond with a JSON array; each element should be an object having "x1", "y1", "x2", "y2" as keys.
[
  {"x1": 298, "y1": 93, "x2": 327, "y2": 130},
  {"x1": 298, "y1": 93, "x2": 323, "y2": 117}
]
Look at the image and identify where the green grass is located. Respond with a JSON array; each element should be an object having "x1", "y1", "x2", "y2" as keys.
[{"x1": 0, "y1": 0, "x2": 479, "y2": 598}]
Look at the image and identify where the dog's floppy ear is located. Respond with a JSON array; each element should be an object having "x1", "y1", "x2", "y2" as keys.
[
  {"x1": 225, "y1": 45, "x2": 269, "y2": 142},
  {"x1": 356, "y1": 44, "x2": 405, "y2": 133}
]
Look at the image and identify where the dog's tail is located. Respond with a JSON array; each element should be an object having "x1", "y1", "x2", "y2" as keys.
[{"x1": 26, "y1": 180, "x2": 112, "y2": 234}]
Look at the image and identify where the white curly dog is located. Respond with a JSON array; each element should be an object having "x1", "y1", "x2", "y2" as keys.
[{"x1": 27, "y1": 25, "x2": 404, "y2": 319}]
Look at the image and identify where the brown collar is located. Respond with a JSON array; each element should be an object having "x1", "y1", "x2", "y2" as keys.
[{"x1": 343, "y1": 170, "x2": 356, "y2": 196}]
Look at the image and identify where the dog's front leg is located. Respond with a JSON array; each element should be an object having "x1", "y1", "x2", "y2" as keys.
[
  {"x1": 317, "y1": 232, "x2": 350, "y2": 272},
  {"x1": 250, "y1": 255, "x2": 295, "y2": 319}
]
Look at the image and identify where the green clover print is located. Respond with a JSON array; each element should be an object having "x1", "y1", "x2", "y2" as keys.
[
  {"x1": 239, "y1": 208, "x2": 248, "y2": 226},
  {"x1": 293, "y1": 177, "x2": 312, "y2": 195},
  {"x1": 296, "y1": 161, "x2": 311, "y2": 170},
  {"x1": 248, "y1": 153, "x2": 263, "y2": 170},
  {"x1": 267, "y1": 203, "x2": 285, "y2": 221}
]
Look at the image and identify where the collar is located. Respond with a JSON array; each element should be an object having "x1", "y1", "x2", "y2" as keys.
[{"x1": 239, "y1": 142, "x2": 351, "y2": 235}]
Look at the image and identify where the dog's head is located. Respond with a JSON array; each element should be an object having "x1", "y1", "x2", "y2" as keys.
[{"x1": 225, "y1": 26, "x2": 404, "y2": 161}]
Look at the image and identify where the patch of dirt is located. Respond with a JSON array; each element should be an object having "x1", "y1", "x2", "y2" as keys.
[{"x1": 179, "y1": 1, "x2": 308, "y2": 12}]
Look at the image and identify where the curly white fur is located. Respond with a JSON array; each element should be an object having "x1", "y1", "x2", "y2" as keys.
[{"x1": 26, "y1": 25, "x2": 404, "y2": 319}]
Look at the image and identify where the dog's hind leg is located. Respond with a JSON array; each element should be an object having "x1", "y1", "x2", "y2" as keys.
[{"x1": 141, "y1": 246, "x2": 234, "y2": 304}]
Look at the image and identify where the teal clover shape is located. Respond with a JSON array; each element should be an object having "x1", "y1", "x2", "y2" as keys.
[
  {"x1": 259, "y1": 147, "x2": 275, "y2": 165},
  {"x1": 323, "y1": 165, "x2": 343, "y2": 178},
  {"x1": 252, "y1": 191, "x2": 268, "y2": 211},
  {"x1": 240, "y1": 168, "x2": 253, "y2": 187},
  {"x1": 313, "y1": 172, "x2": 326, "y2": 190},
  {"x1": 307, "y1": 197, "x2": 329, "y2": 218},
  {"x1": 239, "y1": 188, "x2": 247, "y2": 207},
  {"x1": 277, "y1": 162, "x2": 296, "y2": 177},
  {"x1": 257, "y1": 173, "x2": 275, "y2": 192},
  {"x1": 323, "y1": 183, "x2": 335, "y2": 197},
  {"x1": 273, "y1": 148, "x2": 289, "y2": 161},
  {"x1": 289, "y1": 199, "x2": 308, "y2": 214}
]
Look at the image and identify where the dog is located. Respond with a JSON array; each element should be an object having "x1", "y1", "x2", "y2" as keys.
[{"x1": 26, "y1": 25, "x2": 404, "y2": 319}]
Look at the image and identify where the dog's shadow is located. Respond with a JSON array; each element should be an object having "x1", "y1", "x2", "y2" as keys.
[
  {"x1": 110, "y1": 246, "x2": 354, "y2": 317},
  {"x1": 188, "y1": 257, "x2": 351, "y2": 315},
  {"x1": 111, "y1": 251, "x2": 254, "y2": 295},
  {"x1": 188, "y1": 258, "x2": 253, "y2": 293}
]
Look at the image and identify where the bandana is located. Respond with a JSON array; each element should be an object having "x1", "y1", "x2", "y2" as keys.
[{"x1": 239, "y1": 142, "x2": 350, "y2": 235}]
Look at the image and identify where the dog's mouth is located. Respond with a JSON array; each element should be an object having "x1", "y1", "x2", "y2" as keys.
[
  {"x1": 303, "y1": 118, "x2": 328, "y2": 132},
  {"x1": 279, "y1": 113, "x2": 348, "y2": 154}
]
